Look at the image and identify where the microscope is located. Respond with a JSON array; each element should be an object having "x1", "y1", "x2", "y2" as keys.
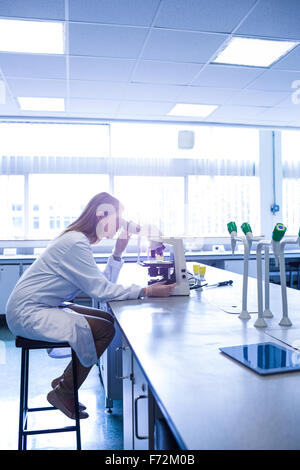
[
  {"x1": 121, "y1": 219, "x2": 190, "y2": 296},
  {"x1": 138, "y1": 237, "x2": 190, "y2": 296}
]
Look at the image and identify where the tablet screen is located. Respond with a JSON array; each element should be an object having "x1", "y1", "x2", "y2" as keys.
[{"x1": 220, "y1": 342, "x2": 300, "y2": 375}]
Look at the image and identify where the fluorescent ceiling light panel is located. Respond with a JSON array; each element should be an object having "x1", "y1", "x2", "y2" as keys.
[
  {"x1": 18, "y1": 97, "x2": 65, "y2": 112},
  {"x1": 168, "y1": 103, "x2": 218, "y2": 117},
  {"x1": 213, "y1": 37, "x2": 298, "y2": 67},
  {"x1": 0, "y1": 19, "x2": 64, "y2": 54}
]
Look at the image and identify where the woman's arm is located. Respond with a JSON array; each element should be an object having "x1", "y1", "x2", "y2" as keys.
[
  {"x1": 59, "y1": 239, "x2": 141, "y2": 301},
  {"x1": 102, "y1": 228, "x2": 130, "y2": 283}
]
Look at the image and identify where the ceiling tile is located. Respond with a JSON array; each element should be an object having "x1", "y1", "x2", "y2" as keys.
[
  {"x1": 274, "y1": 94, "x2": 299, "y2": 108},
  {"x1": 247, "y1": 69, "x2": 300, "y2": 92},
  {"x1": 15, "y1": 109, "x2": 66, "y2": 116},
  {"x1": 7, "y1": 78, "x2": 67, "y2": 97},
  {"x1": 272, "y1": 44, "x2": 300, "y2": 71},
  {"x1": 254, "y1": 119, "x2": 293, "y2": 127},
  {"x1": 236, "y1": 0, "x2": 300, "y2": 40},
  {"x1": 155, "y1": 0, "x2": 257, "y2": 33},
  {"x1": 0, "y1": 53, "x2": 67, "y2": 79},
  {"x1": 67, "y1": 98, "x2": 119, "y2": 114},
  {"x1": 260, "y1": 106, "x2": 300, "y2": 121},
  {"x1": 65, "y1": 111, "x2": 115, "y2": 118},
  {"x1": 0, "y1": 0, "x2": 65, "y2": 20},
  {"x1": 69, "y1": 23, "x2": 148, "y2": 58},
  {"x1": 124, "y1": 82, "x2": 184, "y2": 101},
  {"x1": 69, "y1": 56, "x2": 135, "y2": 81},
  {"x1": 207, "y1": 104, "x2": 269, "y2": 120},
  {"x1": 69, "y1": 0, "x2": 160, "y2": 26},
  {"x1": 132, "y1": 60, "x2": 202, "y2": 85},
  {"x1": 117, "y1": 100, "x2": 173, "y2": 115},
  {"x1": 224, "y1": 89, "x2": 289, "y2": 107},
  {"x1": 69, "y1": 80, "x2": 127, "y2": 100},
  {"x1": 0, "y1": 0, "x2": 299, "y2": 127},
  {"x1": 0, "y1": 78, "x2": 6, "y2": 104},
  {"x1": 176, "y1": 86, "x2": 239, "y2": 105},
  {"x1": 142, "y1": 29, "x2": 228, "y2": 63},
  {"x1": 0, "y1": 87, "x2": 18, "y2": 110},
  {"x1": 193, "y1": 64, "x2": 264, "y2": 88}
]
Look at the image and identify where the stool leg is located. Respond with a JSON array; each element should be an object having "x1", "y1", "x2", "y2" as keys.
[
  {"x1": 23, "y1": 349, "x2": 29, "y2": 450},
  {"x1": 71, "y1": 349, "x2": 81, "y2": 450},
  {"x1": 18, "y1": 348, "x2": 26, "y2": 450}
]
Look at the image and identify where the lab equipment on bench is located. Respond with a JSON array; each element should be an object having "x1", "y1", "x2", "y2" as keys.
[
  {"x1": 120, "y1": 219, "x2": 141, "y2": 235},
  {"x1": 190, "y1": 279, "x2": 233, "y2": 290},
  {"x1": 138, "y1": 237, "x2": 190, "y2": 296},
  {"x1": 227, "y1": 221, "x2": 262, "y2": 320},
  {"x1": 255, "y1": 223, "x2": 287, "y2": 328},
  {"x1": 278, "y1": 228, "x2": 300, "y2": 327},
  {"x1": 193, "y1": 263, "x2": 206, "y2": 282}
]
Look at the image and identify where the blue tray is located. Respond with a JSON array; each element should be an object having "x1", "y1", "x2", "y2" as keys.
[{"x1": 220, "y1": 342, "x2": 300, "y2": 375}]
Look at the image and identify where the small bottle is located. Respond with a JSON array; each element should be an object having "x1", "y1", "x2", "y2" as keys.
[
  {"x1": 199, "y1": 265, "x2": 206, "y2": 281},
  {"x1": 193, "y1": 263, "x2": 200, "y2": 281}
]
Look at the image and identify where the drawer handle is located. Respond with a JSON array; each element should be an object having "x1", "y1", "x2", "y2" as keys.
[
  {"x1": 115, "y1": 346, "x2": 129, "y2": 379},
  {"x1": 134, "y1": 395, "x2": 148, "y2": 440}
]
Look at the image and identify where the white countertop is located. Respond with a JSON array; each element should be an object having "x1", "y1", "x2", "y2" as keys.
[{"x1": 108, "y1": 263, "x2": 300, "y2": 450}]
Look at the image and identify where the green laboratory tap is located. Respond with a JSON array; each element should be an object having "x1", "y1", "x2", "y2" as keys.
[
  {"x1": 227, "y1": 221, "x2": 237, "y2": 234},
  {"x1": 272, "y1": 223, "x2": 287, "y2": 266},
  {"x1": 227, "y1": 221, "x2": 238, "y2": 254},
  {"x1": 272, "y1": 223, "x2": 287, "y2": 241},
  {"x1": 241, "y1": 222, "x2": 252, "y2": 236}
]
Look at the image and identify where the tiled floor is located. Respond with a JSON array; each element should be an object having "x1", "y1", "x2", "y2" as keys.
[{"x1": 0, "y1": 324, "x2": 123, "y2": 450}]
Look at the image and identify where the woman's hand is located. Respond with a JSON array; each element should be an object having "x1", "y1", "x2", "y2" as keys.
[
  {"x1": 113, "y1": 228, "x2": 131, "y2": 258},
  {"x1": 144, "y1": 281, "x2": 176, "y2": 297}
]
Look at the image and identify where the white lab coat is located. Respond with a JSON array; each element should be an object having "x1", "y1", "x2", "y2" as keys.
[{"x1": 6, "y1": 231, "x2": 142, "y2": 367}]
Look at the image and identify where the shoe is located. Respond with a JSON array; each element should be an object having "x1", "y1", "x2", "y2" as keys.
[
  {"x1": 47, "y1": 389, "x2": 89, "y2": 420},
  {"x1": 51, "y1": 377, "x2": 86, "y2": 410}
]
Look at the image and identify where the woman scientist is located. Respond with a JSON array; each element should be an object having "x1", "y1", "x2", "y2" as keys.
[{"x1": 6, "y1": 192, "x2": 175, "y2": 419}]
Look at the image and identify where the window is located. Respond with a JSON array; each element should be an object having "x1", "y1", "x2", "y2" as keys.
[
  {"x1": 114, "y1": 176, "x2": 185, "y2": 236},
  {"x1": 282, "y1": 130, "x2": 300, "y2": 235},
  {"x1": 188, "y1": 175, "x2": 260, "y2": 236},
  {"x1": 111, "y1": 123, "x2": 260, "y2": 237},
  {"x1": 33, "y1": 217, "x2": 39, "y2": 230},
  {"x1": 0, "y1": 175, "x2": 24, "y2": 239},
  {"x1": 0, "y1": 121, "x2": 260, "y2": 241},
  {"x1": 0, "y1": 121, "x2": 110, "y2": 240},
  {"x1": 0, "y1": 122, "x2": 109, "y2": 157},
  {"x1": 28, "y1": 174, "x2": 109, "y2": 239}
]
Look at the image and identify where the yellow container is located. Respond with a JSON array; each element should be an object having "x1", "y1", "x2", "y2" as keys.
[
  {"x1": 193, "y1": 263, "x2": 200, "y2": 275},
  {"x1": 199, "y1": 265, "x2": 206, "y2": 277},
  {"x1": 193, "y1": 264, "x2": 206, "y2": 277}
]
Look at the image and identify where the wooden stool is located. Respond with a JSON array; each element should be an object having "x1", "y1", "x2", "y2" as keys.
[{"x1": 15, "y1": 336, "x2": 81, "y2": 450}]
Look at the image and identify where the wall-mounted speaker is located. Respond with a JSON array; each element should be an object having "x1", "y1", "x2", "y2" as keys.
[{"x1": 178, "y1": 130, "x2": 194, "y2": 149}]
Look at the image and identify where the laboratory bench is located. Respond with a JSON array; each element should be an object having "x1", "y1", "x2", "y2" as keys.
[
  {"x1": 104, "y1": 263, "x2": 300, "y2": 450},
  {"x1": 1, "y1": 249, "x2": 300, "y2": 316}
]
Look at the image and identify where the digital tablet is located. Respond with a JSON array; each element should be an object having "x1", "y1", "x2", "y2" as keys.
[{"x1": 220, "y1": 342, "x2": 300, "y2": 375}]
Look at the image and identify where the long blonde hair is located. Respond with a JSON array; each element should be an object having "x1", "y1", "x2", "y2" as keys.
[{"x1": 62, "y1": 192, "x2": 122, "y2": 244}]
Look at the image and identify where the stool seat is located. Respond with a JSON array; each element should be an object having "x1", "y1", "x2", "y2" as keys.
[
  {"x1": 16, "y1": 336, "x2": 70, "y2": 350},
  {"x1": 16, "y1": 335, "x2": 81, "y2": 450}
]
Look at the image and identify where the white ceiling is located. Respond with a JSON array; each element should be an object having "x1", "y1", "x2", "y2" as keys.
[{"x1": 0, "y1": 0, "x2": 300, "y2": 127}]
